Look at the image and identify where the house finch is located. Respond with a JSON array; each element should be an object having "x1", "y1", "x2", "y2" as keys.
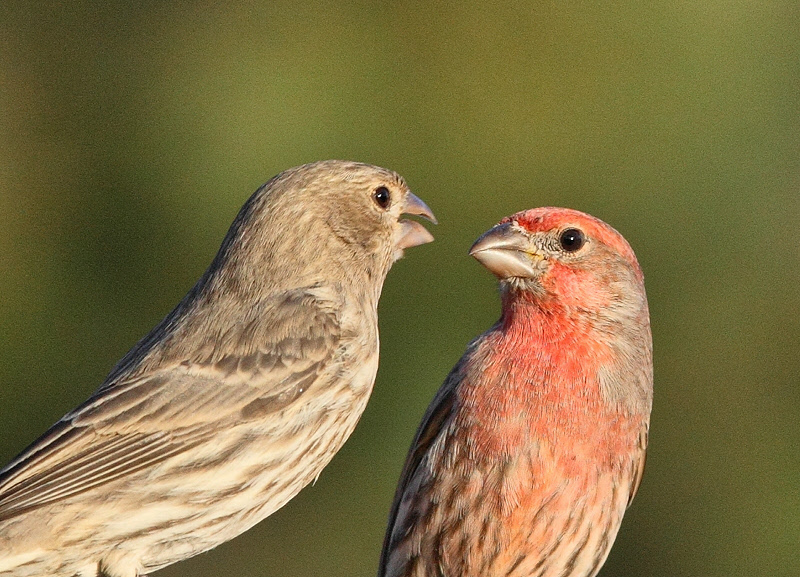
[
  {"x1": 0, "y1": 160, "x2": 436, "y2": 577},
  {"x1": 379, "y1": 207, "x2": 652, "y2": 577}
]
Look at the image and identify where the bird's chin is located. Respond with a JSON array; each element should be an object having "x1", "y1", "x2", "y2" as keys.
[{"x1": 501, "y1": 276, "x2": 546, "y2": 297}]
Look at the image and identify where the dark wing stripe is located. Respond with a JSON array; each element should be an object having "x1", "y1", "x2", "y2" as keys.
[
  {"x1": 1, "y1": 434, "x2": 137, "y2": 498},
  {"x1": 626, "y1": 426, "x2": 648, "y2": 507},
  {"x1": 378, "y1": 368, "x2": 459, "y2": 576},
  {"x1": 0, "y1": 422, "x2": 80, "y2": 490},
  {"x1": 3, "y1": 435, "x2": 167, "y2": 504},
  {"x1": 0, "y1": 434, "x2": 207, "y2": 520}
]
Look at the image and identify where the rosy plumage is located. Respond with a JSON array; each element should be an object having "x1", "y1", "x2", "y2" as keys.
[{"x1": 379, "y1": 207, "x2": 652, "y2": 577}]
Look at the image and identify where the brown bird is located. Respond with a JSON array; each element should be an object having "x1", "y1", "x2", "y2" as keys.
[
  {"x1": 0, "y1": 160, "x2": 436, "y2": 577},
  {"x1": 379, "y1": 207, "x2": 651, "y2": 577}
]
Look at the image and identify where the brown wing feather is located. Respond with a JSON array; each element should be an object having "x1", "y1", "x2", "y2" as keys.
[{"x1": 0, "y1": 286, "x2": 340, "y2": 522}]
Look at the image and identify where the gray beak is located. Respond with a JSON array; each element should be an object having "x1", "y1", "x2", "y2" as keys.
[
  {"x1": 469, "y1": 222, "x2": 541, "y2": 279},
  {"x1": 396, "y1": 192, "x2": 437, "y2": 250}
]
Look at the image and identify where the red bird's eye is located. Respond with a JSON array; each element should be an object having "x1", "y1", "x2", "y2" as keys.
[
  {"x1": 559, "y1": 228, "x2": 585, "y2": 252},
  {"x1": 373, "y1": 186, "x2": 391, "y2": 209}
]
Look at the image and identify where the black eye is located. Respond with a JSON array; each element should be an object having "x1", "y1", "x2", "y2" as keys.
[
  {"x1": 373, "y1": 186, "x2": 391, "y2": 209},
  {"x1": 559, "y1": 228, "x2": 585, "y2": 252}
]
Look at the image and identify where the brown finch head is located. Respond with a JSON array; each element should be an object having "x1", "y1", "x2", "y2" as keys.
[
  {"x1": 470, "y1": 207, "x2": 652, "y2": 415},
  {"x1": 205, "y1": 160, "x2": 436, "y2": 300}
]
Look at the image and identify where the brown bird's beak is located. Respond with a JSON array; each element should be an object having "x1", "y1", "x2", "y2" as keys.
[
  {"x1": 396, "y1": 192, "x2": 437, "y2": 250},
  {"x1": 469, "y1": 222, "x2": 541, "y2": 279}
]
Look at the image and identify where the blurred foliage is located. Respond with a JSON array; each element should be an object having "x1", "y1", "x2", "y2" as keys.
[{"x1": 1, "y1": 1, "x2": 798, "y2": 576}]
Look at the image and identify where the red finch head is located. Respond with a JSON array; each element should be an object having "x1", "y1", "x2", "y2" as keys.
[
  {"x1": 379, "y1": 207, "x2": 652, "y2": 577},
  {"x1": 469, "y1": 206, "x2": 652, "y2": 416}
]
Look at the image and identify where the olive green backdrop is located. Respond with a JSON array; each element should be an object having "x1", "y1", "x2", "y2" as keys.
[{"x1": 1, "y1": 2, "x2": 797, "y2": 576}]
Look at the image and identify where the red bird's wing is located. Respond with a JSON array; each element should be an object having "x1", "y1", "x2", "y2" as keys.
[
  {"x1": 378, "y1": 363, "x2": 461, "y2": 577},
  {"x1": 627, "y1": 425, "x2": 649, "y2": 507}
]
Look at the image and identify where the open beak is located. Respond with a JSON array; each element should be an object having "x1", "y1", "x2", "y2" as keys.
[
  {"x1": 469, "y1": 222, "x2": 540, "y2": 279},
  {"x1": 396, "y1": 192, "x2": 437, "y2": 250}
]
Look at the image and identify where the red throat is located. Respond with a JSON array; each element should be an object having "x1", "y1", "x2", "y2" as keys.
[{"x1": 458, "y1": 294, "x2": 642, "y2": 474}]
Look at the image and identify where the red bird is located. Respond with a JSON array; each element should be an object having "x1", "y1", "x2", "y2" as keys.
[{"x1": 378, "y1": 207, "x2": 652, "y2": 577}]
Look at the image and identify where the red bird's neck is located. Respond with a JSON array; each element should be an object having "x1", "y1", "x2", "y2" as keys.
[
  {"x1": 497, "y1": 290, "x2": 612, "y2": 387},
  {"x1": 458, "y1": 293, "x2": 641, "y2": 469}
]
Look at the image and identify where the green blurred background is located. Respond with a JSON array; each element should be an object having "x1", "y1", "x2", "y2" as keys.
[{"x1": 1, "y1": 2, "x2": 798, "y2": 576}]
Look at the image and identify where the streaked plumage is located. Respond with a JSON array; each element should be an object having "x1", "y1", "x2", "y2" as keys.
[
  {"x1": 0, "y1": 160, "x2": 435, "y2": 577},
  {"x1": 379, "y1": 208, "x2": 651, "y2": 577}
]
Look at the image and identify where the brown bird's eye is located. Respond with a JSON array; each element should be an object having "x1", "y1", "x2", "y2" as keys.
[
  {"x1": 373, "y1": 186, "x2": 391, "y2": 209},
  {"x1": 559, "y1": 228, "x2": 585, "y2": 252}
]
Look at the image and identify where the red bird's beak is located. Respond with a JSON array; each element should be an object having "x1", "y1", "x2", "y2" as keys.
[
  {"x1": 469, "y1": 222, "x2": 541, "y2": 279},
  {"x1": 396, "y1": 192, "x2": 437, "y2": 250}
]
